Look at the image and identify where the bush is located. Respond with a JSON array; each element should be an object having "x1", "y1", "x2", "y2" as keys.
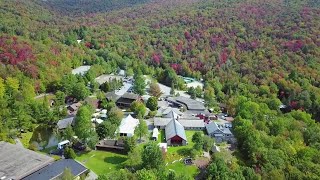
[
  {"x1": 28, "y1": 143, "x2": 38, "y2": 151},
  {"x1": 190, "y1": 149, "x2": 198, "y2": 158},
  {"x1": 148, "y1": 110, "x2": 157, "y2": 118},
  {"x1": 64, "y1": 147, "x2": 76, "y2": 159}
]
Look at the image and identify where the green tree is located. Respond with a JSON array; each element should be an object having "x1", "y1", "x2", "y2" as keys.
[
  {"x1": 124, "y1": 146, "x2": 142, "y2": 168},
  {"x1": 146, "y1": 96, "x2": 158, "y2": 111},
  {"x1": 207, "y1": 157, "x2": 231, "y2": 180},
  {"x1": 96, "y1": 121, "x2": 117, "y2": 139},
  {"x1": 12, "y1": 101, "x2": 32, "y2": 135},
  {"x1": 142, "y1": 142, "x2": 165, "y2": 170},
  {"x1": 64, "y1": 147, "x2": 76, "y2": 159},
  {"x1": 5, "y1": 77, "x2": 19, "y2": 96},
  {"x1": 192, "y1": 132, "x2": 203, "y2": 151},
  {"x1": 59, "y1": 168, "x2": 74, "y2": 180},
  {"x1": 0, "y1": 77, "x2": 5, "y2": 98},
  {"x1": 107, "y1": 107, "x2": 123, "y2": 126},
  {"x1": 21, "y1": 81, "x2": 36, "y2": 102},
  {"x1": 135, "y1": 169, "x2": 157, "y2": 180},
  {"x1": 204, "y1": 87, "x2": 216, "y2": 108},
  {"x1": 74, "y1": 105, "x2": 92, "y2": 142},
  {"x1": 203, "y1": 135, "x2": 214, "y2": 151},
  {"x1": 149, "y1": 81, "x2": 162, "y2": 98},
  {"x1": 98, "y1": 169, "x2": 135, "y2": 180},
  {"x1": 61, "y1": 125, "x2": 75, "y2": 140},
  {"x1": 134, "y1": 119, "x2": 148, "y2": 142},
  {"x1": 55, "y1": 91, "x2": 66, "y2": 106},
  {"x1": 124, "y1": 136, "x2": 136, "y2": 153},
  {"x1": 133, "y1": 74, "x2": 146, "y2": 95},
  {"x1": 130, "y1": 101, "x2": 146, "y2": 118},
  {"x1": 188, "y1": 87, "x2": 196, "y2": 99},
  {"x1": 72, "y1": 82, "x2": 89, "y2": 100}
]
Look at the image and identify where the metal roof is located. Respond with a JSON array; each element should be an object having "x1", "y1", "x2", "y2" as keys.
[
  {"x1": 178, "y1": 120, "x2": 205, "y2": 128},
  {"x1": 121, "y1": 93, "x2": 139, "y2": 100},
  {"x1": 71, "y1": 66, "x2": 91, "y2": 76},
  {"x1": 175, "y1": 96, "x2": 205, "y2": 110},
  {"x1": 0, "y1": 142, "x2": 54, "y2": 180},
  {"x1": 105, "y1": 91, "x2": 120, "y2": 102},
  {"x1": 165, "y1": 119, "x2": 187, "y2": 141},
  {"x1": 154, "y1": 117, "x2": 172, "y2": 126},
  {"x1": 57, "y1": 117, "x2": 74, "y2": 129},
  {"x1": 167, "y1": 96, "x2": 205, "y2": 111},
  {"x1": 22, "y1": 159, "x2": 88, "y2": 180},
  {"x1": 205, "y1": 122, "x2": 223, "y2": 134}
]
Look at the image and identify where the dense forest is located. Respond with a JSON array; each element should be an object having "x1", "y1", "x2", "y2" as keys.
[{"x1": 0, "y1": 0, "x2": 320, "y2": 179}]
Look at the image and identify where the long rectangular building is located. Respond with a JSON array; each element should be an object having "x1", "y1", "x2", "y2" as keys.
[{"x1": 0, "y1": 141, "x2": 54, "y2": 180}]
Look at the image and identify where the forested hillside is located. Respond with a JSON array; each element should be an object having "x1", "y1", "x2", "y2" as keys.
[{"x1": 0, "y1": 0, "x2": 320, "y2": 179}]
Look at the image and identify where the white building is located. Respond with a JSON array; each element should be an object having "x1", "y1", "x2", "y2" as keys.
[
  {"x1": 118, "y1": 115, "x2": 139, "y2": 137},
  {"x1": 71, "y1": 66, "x2": 91, "y2": 76}
]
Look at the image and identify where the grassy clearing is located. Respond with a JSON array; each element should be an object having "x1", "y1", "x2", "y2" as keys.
[
  {"x1": 76, "y1": 150, "x2": 127, "y2": 175},
  {"x1": 167, "y1": 161, "x2": 199, "y2": 177},
  {"x1": 166, "y1": 130, "x2": 204, "y2": 162}
]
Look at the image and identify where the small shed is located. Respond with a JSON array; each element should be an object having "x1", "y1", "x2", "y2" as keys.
[{"x1": 152, "y1": 128, "x2": 159, "y2": 141}]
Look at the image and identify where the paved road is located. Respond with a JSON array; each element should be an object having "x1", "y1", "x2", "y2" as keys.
[{"x1": 34, "y1": 93, "x2": 54, "y2": 99}]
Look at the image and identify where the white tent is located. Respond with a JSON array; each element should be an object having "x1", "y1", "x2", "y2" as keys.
[
  {"x1": 118, "y1": 115, "x2": 139, "y2": 137},
  {"x1": 152, "y1": 128, "x2": 159, "y2": 140}
]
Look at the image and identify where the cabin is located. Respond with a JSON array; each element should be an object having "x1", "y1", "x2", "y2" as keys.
[
  {"x1": 206, "y1": 122, "x2": 234, "y2": 143},
  {"x1": 116, "y1": 93, "x2": 140, "y2": 108}
]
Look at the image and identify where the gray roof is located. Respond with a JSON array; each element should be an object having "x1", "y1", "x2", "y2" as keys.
[
  {"x1": 121, "y1": 93, "x2": 139, "y2": 100},
  {"x1": 162, "y1": 107, "x2": 182, "y2": 116},
  {"x1": 165, "y1": 119, "x2": 187, "y2": 141},
  {"x1": 22, "y1": 159, "x2": 88, "y2": 180},
  {"x1": 95, "y1": 74, "x2": 123, "y2": 85},
  {"x1": 223, "y1": 128, "x2": 233, "y2": 135},
  {"x1": 0, "y1": 142, "x2": 54, "y2": 180},
  {"x1": 205, "y1": 122, "x2": 223, "y2": 134},
  {"x1": 57, "y1": 117, "x2": 74, "y2": 129},
  {"x1": 106, "y1": 91, "x2": 120, "y2": 102},
  {"x1": 71, "y1": 66, "x2": 91, "y2": 76},
  {"x1": 154, "y1": 117, "x2": 172, "y2": 127},
  {"x1": 167, "y1": 96, "x2": 205, "y2": 111},
  {"x1": 175, "y1": 96, "x2": 205, "y2": 110},
  {"x1": 178, "y1": 120, "x2": 205, "y2": 128}
]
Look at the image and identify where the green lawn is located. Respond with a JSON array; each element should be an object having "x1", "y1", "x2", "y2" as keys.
[
  {"x1": 76, "y1": 150, "x2": 127, "y2": 175},
  {"x1": 166, "y1": 130, "x2": 204, "y2": 162},
  {"x1": 167, "y1": 161, "x2": 199, "y2": 177}
]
